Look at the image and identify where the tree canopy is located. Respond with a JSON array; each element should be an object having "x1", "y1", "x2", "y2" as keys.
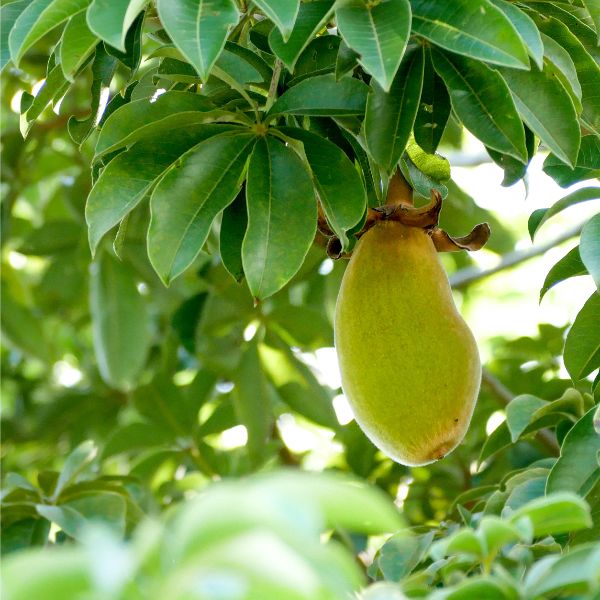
[{"x1": 1, "y1": 1, "x2": 600, "y2": 598}]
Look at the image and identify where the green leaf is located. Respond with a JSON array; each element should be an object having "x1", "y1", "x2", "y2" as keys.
[
  {"x1": 335, "y1": 0, "x2": 411, "y2": 92},
  {"x1": 582, "y1": 0, "x2": 600, "y2": 41},
  {"x1": 543, "y1": 136, "x2": 600, "y2": 188},
  {"x1": 564, "y1": 292, "x2": 600, "y2": 381},
  {"x1": 86, "y1": 124, "x2": 239, "y2": 252},
  {"x1": 95, "y1": 90, "x2": 217, "y2": 157},
  {"x1": 148, "y1": 132, "x2": 255, "y2": 284},
  {"x1": 37, "y1": 492, "x2": 126, "y2": 539},
  {"x1": 156, "y1": 0, "x2": 239, "y2": 81},
  {"x1": 478, "y1": 421, "x2": 511, "y2": 465},
  {"x1": 377, "y1": 531, "x2": 434, "y2": 580},
  {"x1": 508, "y1": 492, "x2": 592, "y2": 537},
  {"x1": 429, "y1": 577, "x2": 512, "y2": 600},
  {"x1": 269, "y1": 0, "x2": 334, "y2": 72},
  {"x1": 488, "y1": 0, "x2": 543, "y2": 69},
  {"x1": 529, "y1": 187, "x2": 600, "y2": 240},
  {"x1": 233, "y1": 339, "x2": 272, "y2": 465},
  {"x1": 364, "y1": 48, "x2": 424, "y2": 172},
  {"x1": 53, "y1": 441, "x2": 97, "y2": 500},
  {"x1": 242, "y1": 136, "x2": 316, "y2": 300},
  {"x1": 9, "y1": 0, "x2": 90, "y2": 66},
  {"x1": 60, "y1": 10, "x2": 98, "y2": 81},
  {"x1": 432, "y1": 49, "x2": 526, "y2": 162},
  {"x1": 18, "y1": 221, "x2": 81, "y2": 256},
  {"x1": 1, "y1": 0, "x2": 31, "y2": 71},
  {"x1": 86, "y1": 0, "x2": 148, "y2": 52},
  {"x1": 252, "y1": 0, "x2": 300, "y2": 41},
  {"x1": 21, "y1": 63, "x2": 69, "y2": 135},
  {"x1": 268, "y1": 305, "x2": 333, "y2": 350},
  {"x1": 411, "y1": 0, "x2": 529, "y2": 69},
  {"x1": 102, "y1": 423, "x2": 174, "y2": 458},
  {"x1": 506, "y1": 394, "x2": 547, "y2": 442},
  {"x1": 413, "y1": 51, "x2": 450, "y2": 154},
  {"x1": 499, "y1": 63, "x2": 581, "y2": 168},
  {"x1": 67, "y1": 45, "x2": 117, "y2": 145},
  {"x1": 581, "y1": 213, "x2": 600, "y2": 288},
  {"x1": 504, "y1": 476, "x2": 547, "y2": 512},
  {"x1": 541, "y1": 33, "x2": 583, "y2": 115},
  {"x1": 278, "y1": 127, "x2": 366, "y2": 248},
  {"x1": 219, "y1": 188, "x2": 247, "y2": 282},
  {"x1": 1, "y1": 284, "x2": 52, "y2": 362},
  {"x1": 259, "y1": 336, "x2": 338, "y2": 429},
  {"x1": 478, "y1": 515, "x2": 522, "y2": 554},
  {"x1": 540, "y1": 246, "x2": 588, "y2": 300},
  {"x1": 524, "y1": 543, "x2": 600, "y2": 598},
  {"x1": 133, "y1": 375, "x2": 201, "y2": 438},
  {"x1": 547, "y1": 406, "x2": 600, "y2": 495},
  {"x1": 538, "y1": 17, "x2": 600, "y2": 137},
  {"x1": 486, "y1": 126, "x2": 535, "y2": 187},
  {"x1": 2, "y1": 548, "x2": 92, "y2": 600},
  {"x1": 89, "y1": 252, "x2": 151, "y2": 390},
  {"x1": 268, "y1": 73, "x2": 369, "y2": 117}
]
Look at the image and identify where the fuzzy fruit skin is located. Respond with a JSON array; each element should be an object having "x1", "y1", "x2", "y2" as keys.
[{"x1": 334, "y1": 220, "x2": 481, "y2": 466}]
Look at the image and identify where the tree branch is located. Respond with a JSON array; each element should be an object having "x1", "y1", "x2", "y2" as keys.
[
  {"x1": 481, "y1": 368, "x2": 560, "y2": 455},
  {"x1": 449, "y1": 221, "x2": 585, "y2": 289}
]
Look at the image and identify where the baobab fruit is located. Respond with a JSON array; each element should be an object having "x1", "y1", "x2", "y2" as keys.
[{"x1": 334, "y1": 220, "x2": 481, "y2": 466}]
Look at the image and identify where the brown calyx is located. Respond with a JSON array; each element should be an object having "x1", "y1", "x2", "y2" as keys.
[{"x1": 319, "y1": 169, "x2": 491, "y2": 259}]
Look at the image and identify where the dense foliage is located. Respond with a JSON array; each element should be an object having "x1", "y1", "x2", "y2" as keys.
[{"x1": 1, "y1": 0, "x2": 600, "y2": 598}]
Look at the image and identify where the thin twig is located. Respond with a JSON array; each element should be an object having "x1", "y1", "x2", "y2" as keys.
[
  {"x1": 481, "y1": 368, "x2": 560, "y2": 454},
  {"x1": 450, "y1": 221, "x2": 585, "y2": 289}
]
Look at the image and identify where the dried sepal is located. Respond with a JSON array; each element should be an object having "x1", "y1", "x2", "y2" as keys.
[{"x1": 430, "y1": 223, "x2": 491, "y2": 252}]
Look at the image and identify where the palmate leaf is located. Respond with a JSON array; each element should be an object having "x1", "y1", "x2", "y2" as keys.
[
  {"x1": 156, "y1": 0, "x2": 239, "y2": 82},
  {"x1": 148, "y1": 131, "x2": 256, "y2": 284},
  {"x1": 86, "y1": 0, "x2": 148, "y2": 52},
  {"x1": 60, "y1": 10, "x2": 99, "y2": 81},
  {"x1": 335, "y1": 0, "x2": 411, "y2": 92},
  {"x1": 86, "y1": 124, "x2": 242, "y2": 253},
  {"x1": 431, "y1": 49, "x2": 527, "y2": 163},
  {"x1": 411, "y1": 0, "x2": 529, "y2": 69},
  {"x1": 364, "y1": 47, "x2": 424, "y2": 173},
  {"x1": 242, "y1": 135, "x2": 317, "y2": 300},
  {"x1": 8, "y1": 0, "x2": 90, "y2": 67},
  {"x1": 499, "y1": 63, "x2": 581, "y2": 167},
  {"x1": 269, "y1": 0, "x2": 335, "y2": 72}
]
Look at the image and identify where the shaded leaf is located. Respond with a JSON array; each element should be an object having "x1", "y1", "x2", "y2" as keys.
[
  {"x1": 278, "y1": 126, "x2": 366, "y2": 248},
  {"x1": 220, "y1": 188, "x2": 247, "y2": 282},
  {"x1": 413, "y1": 51, "x2": 450, "y2": 154},
  {"x1": 0, "y1": 0, "x2": 30, "y2": 71},
  {"x1": 269, "y1": 73, "x2": 368, "y2": 116},
  {"x1": 543, "y1": 136, "x2": 600, "y2": 188},
  {"x1": 364, "y1": 47, "x2": 424, "y2": 172},
  {"x1": 233, "y1": 340, "x2": 272, "y2": 465},
  {"x1": 252, "y1": 0, "x2": 300, "y2": 41},
  {"x1": 269, "y1": 0, "x2": 334, "y2": 72},
  {"x1": 89, "y1": 252, "x2": 150, "y2": 390}
]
